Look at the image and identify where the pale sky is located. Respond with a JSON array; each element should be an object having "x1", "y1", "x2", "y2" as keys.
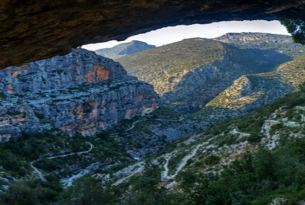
[{"x1": 82, "y1": 20, "x2": 290, "y2": 51}]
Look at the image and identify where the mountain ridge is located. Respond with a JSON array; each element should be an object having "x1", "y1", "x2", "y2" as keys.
[
  {"x1": 117, "y1": 36, "x2": 299, "y2": 112},
  {"x1": 215, "y1": 32, "x2": 304, "y2": 57},
  {"x1": 95, "y1": 40, "x2": 156, "y2": 59},
  {"x1": 191, "y1": 52, "x2": 305, "y2": 125}
]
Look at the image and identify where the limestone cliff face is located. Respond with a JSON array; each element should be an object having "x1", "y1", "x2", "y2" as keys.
[{"x1": 0, "y1": 49, "x2": 159, "y2": 140}]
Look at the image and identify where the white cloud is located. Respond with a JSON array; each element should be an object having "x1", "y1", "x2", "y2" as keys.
[{"x1": 82, "y1": 20, "x2": 290, "y2": 51}]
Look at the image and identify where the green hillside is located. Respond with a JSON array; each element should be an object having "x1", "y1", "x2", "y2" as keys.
[
  {"x1": 95, "y1": 40, "x2": 156, "y2": 59},
  {"x1": 118, "y1": 37, "x2": 292, "y2": 112},
  {"x1": 215, "y1": 32, "x2": 305, "y2": 57},
  {"x1": 51, "y1": 85, "x2": 305, "y2": 205},
  {"x1": 4, "y1": 86, "x2": 305, "y2": 205},
  {"x1": 191, "y1": 54, "x2": 305, "y2": 125}
]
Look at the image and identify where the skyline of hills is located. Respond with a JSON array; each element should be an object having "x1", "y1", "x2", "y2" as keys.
[{"x1": 117, "y1": 33, "x2": 305, "y2": 113}]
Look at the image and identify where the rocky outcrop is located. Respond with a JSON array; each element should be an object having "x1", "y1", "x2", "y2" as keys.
[
  {"x1": 270, "y1": 198, "x2": 289, "y2": 205},
  {"x1": 192, "y1": 53, "x2": 305, "y2": 124},
  {"x1": 1, "y1": 0, "x2": 305, "y2": 69},
  {"x1": 206, "y1": 75, "x2": 293, "y2": 111},
  {"x1": 0, "y1": 49, "x2": 159, "y2": 139},
  {"x1": 95, "y1": 41, "x2": 156, "y2": 59}
]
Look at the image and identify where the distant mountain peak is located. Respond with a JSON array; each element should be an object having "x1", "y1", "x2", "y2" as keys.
[
  {"x1": 217, "y1": 32, "x2": 291, "y2": 37},
  {"x1": 95, "y1": 40, "x2": 156, "y2": 59},
  {"x1": 215, "y1": 32, "x2": 293, "y2": 45}
]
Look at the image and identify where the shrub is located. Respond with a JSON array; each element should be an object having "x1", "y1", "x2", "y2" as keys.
[
  {"x1": 247, "y1": 133, "x2": 263, "y2": 143},
  {"x1": 204, "y1": 155, "x2": 221, "y2": 166},
  {"x1": 58, "y1": 177, "x2": 113, "y2": 205},
  {"x1": 281, "y1": 19, "x2": 305, "y2": 45}
]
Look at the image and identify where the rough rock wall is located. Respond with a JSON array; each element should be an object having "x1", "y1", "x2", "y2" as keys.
[
  {"x1": 0, "y1": 49, "x2": 159, "y2": 140},
  {"x1": 0, "y1": 49, "x2": 127, "y2": 94},
  {"x1": 1, "y1": 0, "x2": 305, "y2": 69}
]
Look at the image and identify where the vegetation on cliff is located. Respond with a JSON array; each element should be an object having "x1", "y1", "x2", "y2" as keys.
[
  {"x1": 2, "y1": 84, "x2": 305, "y2": 204},
  {"x1": 281, "y1": 19, "x2": 305, "y2": 45},
  {"x1": 191, "y1": 53, "x2": 305, "y2": 124}
]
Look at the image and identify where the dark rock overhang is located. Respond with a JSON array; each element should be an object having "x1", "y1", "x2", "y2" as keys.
[{"x1": 1, "y1": 0, "x2": 305, "y2": 69}]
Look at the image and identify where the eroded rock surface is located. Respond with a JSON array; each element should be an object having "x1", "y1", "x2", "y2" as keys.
[
  {"x1": 1, "y1": 0, "x2": 305, "y2": 68},
  {"x1": 0, "y1": 49, "x2": 158, "y2": 139}
]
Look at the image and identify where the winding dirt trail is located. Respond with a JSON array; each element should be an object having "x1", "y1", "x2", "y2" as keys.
[
  {"x1": 30, "y1": 160, "x2": 47, "y2": 182},
  {"x1": 261, "y1": 120, "x2": 281, "y2": 138},
  {"x1": 31, "y1": 142, "x2": 94, "y2": 181},
  {"x1": 126, "y1": 120, "x2": 143, "y2": 131},
  {"x1": 112, "y1": 162, "x2": 145, "y2": 186},
  {"x1": 161, "y1": 135, "x2": 220, "y2": 182},
  {"x1": 126, "y1": 116, "x2": 183, "y2": 132},
  {"x1": 161, "y1": 143, "x2": 205, "y2": 181}
]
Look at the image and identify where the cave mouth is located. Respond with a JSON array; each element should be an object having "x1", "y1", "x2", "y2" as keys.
[
  {"x1": 82, "y1": 20, "x2": 290, "y2": 52},
  {"x1": 2, "y1": 0, "x2": 305, "y2": 70}
]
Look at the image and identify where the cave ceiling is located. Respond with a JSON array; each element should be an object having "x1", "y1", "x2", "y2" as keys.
[{"x1": 1, "y1": 0, "x2": 305, "y2": 69}]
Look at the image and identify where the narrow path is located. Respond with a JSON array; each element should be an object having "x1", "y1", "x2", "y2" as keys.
[
  {"x1": 161, "y1": 135, "x2": 220, "y2": 182},
  {"x1": 230, "y1": 129, "x2": 250, "y2": 137},
  {"x1": 30, "y1": 160, "x2": 47, "y2": 182},
  {"x1": 161, "y1": 153, "x2": 174, "y2": 181},
  {"x1": 261, "y1": 120, "x2": 281, "y2": 137},
  {"x1": 161, "y1": 143, "x2": 205, "y2": 181},
  {"x1": 60, "y1": 161, "x2": 101, "y2": 187},
  {"x1": 112, "y1": 162, "x2": 145, "y2": 186},
  {"x1": 47, "y1": 142, "x2": 93, "y2": 160},
  {"x1": 126, "y1": 120, "x2": 143, "y2": 131},
  {"x1": 154, "y1": 116, "x2": 184, "y2": 123},
  {"x1": 30, "y1": 142, "x2": 94, "y2": 181},
  {"x1": 126, "y1": 116, "x2": 184, "y2": 132}
]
